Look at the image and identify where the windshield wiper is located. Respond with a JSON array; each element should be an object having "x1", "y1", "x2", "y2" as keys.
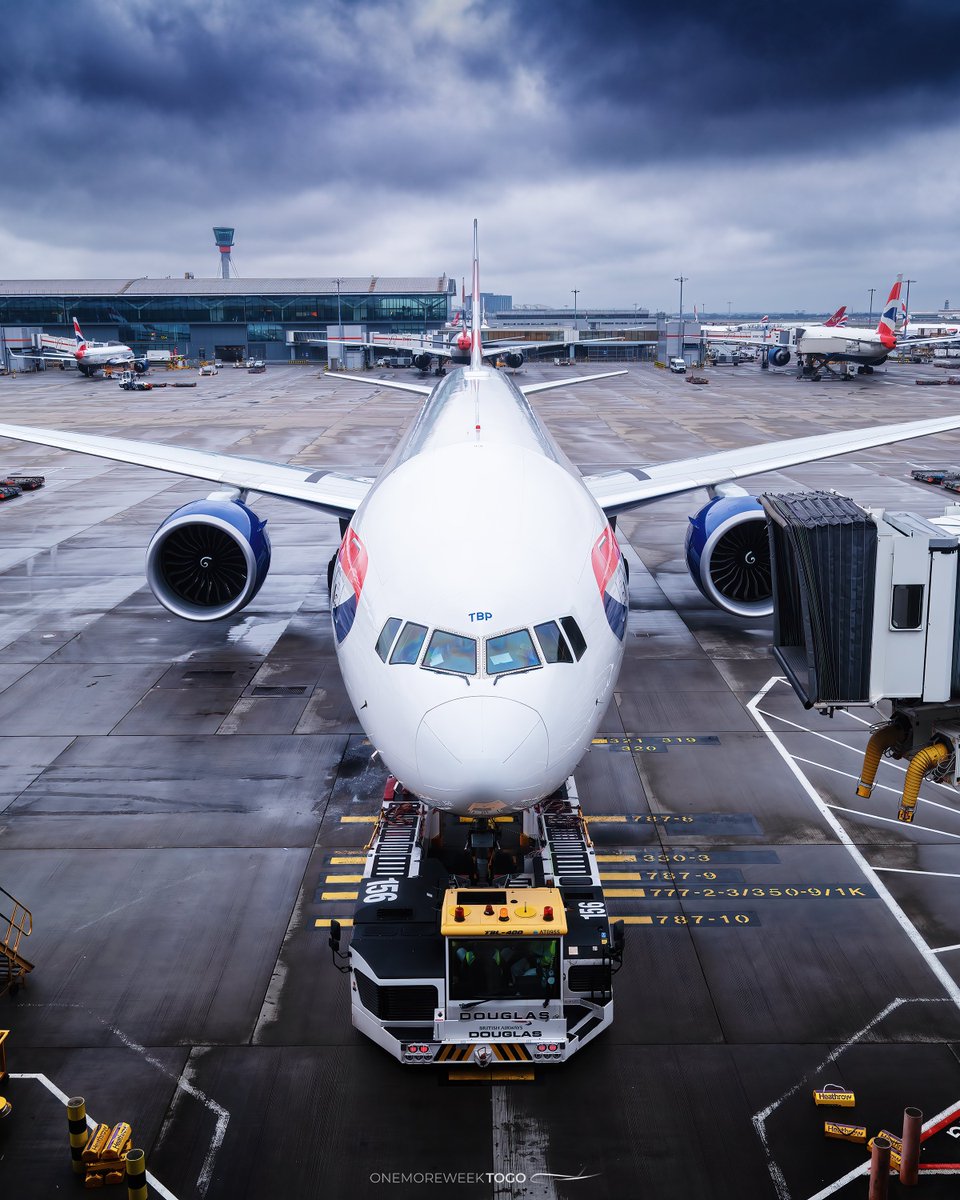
[{"x1": 421, "y1": 666, "x2": 471, "y2": 685}]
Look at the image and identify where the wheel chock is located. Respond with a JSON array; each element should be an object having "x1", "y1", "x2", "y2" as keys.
[
  {"x1": 824, "y1": 1121, "x2": 867, "y2": 1143},
  {"x1": 813, "y1": 1085, "x2": 856, "y2": 1107}
]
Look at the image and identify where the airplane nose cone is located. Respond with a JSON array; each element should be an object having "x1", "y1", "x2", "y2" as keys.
[{"x1": 415, "y1": 697, "x2": 549, "y2": 804}]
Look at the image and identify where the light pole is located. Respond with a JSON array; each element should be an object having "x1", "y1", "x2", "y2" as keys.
[
  {"x1": 904, "y1": 279, "x2": 916, "y2": 329},
  {"x1": 675, "y1": 275, "x2": 688, "y2": 361},
  {"x1": 334, "y1": 276, "x2": 343, "y2": 368},
  {"x1": 867, "y1": 287, "x2": 875, "y2": 325},
  {"x1": 571, "y1": 289, "x2": 579, "y2": 326}
]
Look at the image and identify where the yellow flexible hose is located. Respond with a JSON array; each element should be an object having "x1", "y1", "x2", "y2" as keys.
[
  {"x1": 856, "y1": 724, "x2": 905, "y2": 798},
  {"x1": 899, "y1": 742, "x2": 950, "y2": 823}
]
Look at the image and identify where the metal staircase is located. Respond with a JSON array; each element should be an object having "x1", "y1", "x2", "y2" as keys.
[{"x1": 0, "y1": 887, "x2": 33, "y2": 997}]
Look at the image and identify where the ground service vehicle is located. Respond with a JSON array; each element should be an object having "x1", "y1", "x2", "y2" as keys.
[{"x1": 330, "y1": 778, "x2": 623, "y2": 1066}]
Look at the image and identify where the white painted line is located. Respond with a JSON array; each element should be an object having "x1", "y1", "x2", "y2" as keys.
[
  {"x1": 874, "y1": 867, "x2": 960, "y2": 881},
  {"x1": 9, "y1": 1074, "x2": 180, "y2": 1200},
  {"x1": 806, "y1": 1098, "x2": 960, "y2": 1199},
  {"x1": 20, "y1": 1003, "x2": 228, "y2": 1198},
  {"x1": 757, "y1": 707, "x2": 958, "y2": 795},
  {"x1": 749, "y1": 998, "x2": 950, "y2": 1200},
  {"x1": 824, "y1": 802, "x2": 960, "y2": 840},
  {"x1": 748, "y1": 678, "x2": 960, "y2": 1007},
  {"x1": 747, "y1": 676, "x2": 960, "y2": 1200}
]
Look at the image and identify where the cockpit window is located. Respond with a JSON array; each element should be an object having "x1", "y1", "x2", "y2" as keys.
[
  {"x1": 486, "y1": 629, "x2": 541, "y2": 675},
  {"x1": 534, "y1": 620, "x2": 574, "y2": 664},
  {"x1": 560, "y1": 616, "x2": 587, "y2": 660},
  {"x1": 390, "y1": 621, "x2": 428, "y2": 665},
  {"x1": 423, "y1": 629, "x2": 477, "y2": 675},
  {"x1": 375, "y1": 617, "x2": 402, "y2": 662}
]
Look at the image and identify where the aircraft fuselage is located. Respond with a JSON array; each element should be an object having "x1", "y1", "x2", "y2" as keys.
[{"x1": 330, "y1": 364, "x2": 627, "y2": 814}]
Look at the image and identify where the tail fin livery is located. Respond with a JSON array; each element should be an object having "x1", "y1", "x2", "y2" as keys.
[
  {"x1": 470, "y1": 219, "x2": 482, "y2": 369},
  {"x1": 73, "y1": 318, "x2": 87, "y2": 357},
  {"x1": 824, "y1": 306, "x2": 847, "y2": 327},
  {"x1": 877, "y1": 276, "x2": 903, "y2": 349}
]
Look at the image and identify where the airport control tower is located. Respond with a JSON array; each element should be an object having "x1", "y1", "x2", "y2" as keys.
[{"x1": 213, "y1": 227, "x2": 235, "y2": 279}]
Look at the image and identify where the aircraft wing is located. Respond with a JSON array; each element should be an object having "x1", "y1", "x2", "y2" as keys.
[
  {"x1": 0, "y1": 422, "x2": 373, "y2": 519},
  {"x1": 582, "y1": 412, "x2": 960, "y2": 517}
]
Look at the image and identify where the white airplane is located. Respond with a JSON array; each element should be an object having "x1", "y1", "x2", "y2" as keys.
[
  {"x1": 18, "y1": 319, "x2": 144, "y2": 377},
  {"x1": 4, "y1": 225, "x2": 960, "y2": 816},
  {"x1": 720, "y1": 281, "x2": 960, "y2": 378},
  {"x1": 335, "y1": 318, "x2": 616, "y2": 375}
]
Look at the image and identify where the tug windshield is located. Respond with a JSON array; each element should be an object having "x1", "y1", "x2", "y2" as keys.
[{"x1": 448, "y1": 937, "x2": 560, "y2": 1001}]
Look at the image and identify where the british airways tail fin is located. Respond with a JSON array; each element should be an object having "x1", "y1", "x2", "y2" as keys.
[
  {"x1": 73, "y1": 318, "x2": 86, "y2": 348},
  {"x1": 470, "y1": 220, "x2": 482, "y2": 369},
  {"x1": 877, "y1": 277, "x2": 903, "y2": 349},
  {"x1": 824, "y1": 306, "x2": 847, "y2": 327}
]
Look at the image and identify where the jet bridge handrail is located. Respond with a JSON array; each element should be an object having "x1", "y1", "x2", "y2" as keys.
[{"x1": 0, "y1": 885, "x2": 32, "y2": 958}]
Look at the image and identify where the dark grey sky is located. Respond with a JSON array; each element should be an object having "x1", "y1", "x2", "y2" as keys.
[{"x1": 3, "y1": 0, "x2": 959, "y2": 311}]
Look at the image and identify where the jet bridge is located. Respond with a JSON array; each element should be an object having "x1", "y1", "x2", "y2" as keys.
[{"x1": 761, "y1": 491, "x2": 960, "y2": 823}]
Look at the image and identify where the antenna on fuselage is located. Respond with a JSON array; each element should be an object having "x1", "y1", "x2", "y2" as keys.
[{"x1": 470, "y1": 219, "x2": 482, "y2": 370}]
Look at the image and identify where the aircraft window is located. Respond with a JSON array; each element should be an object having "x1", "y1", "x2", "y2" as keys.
[
  {"x1": 424, "y1": 630, "x2": 477, "y2": 675},
  {"x1": 534, "y1": 620, "x2": 574, "y2": 664},
  {"x1": 560, "y1": 616, "x2": 587, "y2": 660},
  {"x1": 390, "y1": 621, "x2": 428, "y2": 665},
  {"x1": 486, "y1": 629, "x2": 541, "y2": 675},
  {"x1": 375, "y1": 617, "x2": 402, "y2": 661}
]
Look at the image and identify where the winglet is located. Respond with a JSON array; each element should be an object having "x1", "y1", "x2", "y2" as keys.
[
  {"x1": 878, "y1": 276, "x2": 903, "y2": 349},
  {"x1": 470, "y1": 219, "x2": 482, "y2": 369}
]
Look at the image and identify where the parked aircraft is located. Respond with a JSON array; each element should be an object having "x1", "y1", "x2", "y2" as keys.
[
  {"x1": 3, "y1": 230, "x2": 960, "y2": 814},
  {"x1": 18, "y1": 319, "x2": 144, "y2": 377},
  {"x1": 711, "y1": 282, "x2": 960, "y2": 377}
]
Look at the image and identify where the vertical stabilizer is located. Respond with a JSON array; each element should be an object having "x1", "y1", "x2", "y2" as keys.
[
  {"x1": 470, "y1": 220, "x2": 482, "y2": 369},
  {"x1": 73, "y1": 318, "x2": 86, "y2": 349},
  {"x1": 878, "y1": 277, "x2": 903, "y2": 349}
]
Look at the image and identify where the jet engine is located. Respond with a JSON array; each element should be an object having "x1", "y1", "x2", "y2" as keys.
[
  {"x1": 412, "y1": 353, "x2": 433, "y2": 372},
  {"x1": 146, "y1": 496, "x2": 271, "y2": 621},
  {"x1": 684, "y1": 492, "x2": 772, "y2": 617},
  {"x1": 767, "y1": 346, "x2": 791, "y2": 367},
  {"x1": 502, "y1": 351, "x2": 524, "y2": 369}
]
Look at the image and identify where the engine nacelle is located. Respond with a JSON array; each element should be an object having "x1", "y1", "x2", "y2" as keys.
[
  {"x1": 146, "y1": 497, "x2": 271, "y2": 621},
  {"x1": 502, "y1": 351, "x2": 524, "y2": 369},
  {"x1": 412, "y1": 352, "x2": 433, "y2": 372},
  {"x1": 684, "y1": 494, "x2": 772, "y2": 617},
  {"x1": 767, "y1": 346, "x2": 791, "y2": 367}
]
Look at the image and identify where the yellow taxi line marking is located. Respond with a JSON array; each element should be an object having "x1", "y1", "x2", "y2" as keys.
[
  {"x1": 340, "y1": 815, "x2": 377, "y2": 823},
  {"x1": 585, "y1": 815, "x2": 627, "y2": 823},
  {"x1": 600, "y1": 873, "x2": 644, "y2": 880},
  {"x1": 315, "y1": 918, "x2": 354, "y2": 927},
  {"x1": 448, "y1": 1067, "x2": 535, "y2": 1082},
  {"x1": 458, "y1": 816, "x2": 515, "y2": 823},
  {"x1": 617, "y1": 916, "x2": 654, "y2": 925},
  {"x1": 321, "y1": 891, "x2": 358, "y2": 901},
  {"x1": 603, "y1": 888, "x2": 647, "y2": 898},
  {"x1": 325, "y1": 874, "x2": 363, "y2": 883},
  {"x1": 596, "y1": 855, "x2": 637, "y2": 862},
  {"x1": 330, "y1": 856, "x2": 366, "y2": 865}
]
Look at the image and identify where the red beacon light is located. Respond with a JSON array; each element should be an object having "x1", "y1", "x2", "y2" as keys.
[
  {"x1": 543, "y1": 906, "x2": 554, "y2": 922},
  {"x1": 484, "y1": 904, "x2": 494, "y2": 916},
  {"x1": 454, "y1": 906, "x2": 465, "y2": 922}
]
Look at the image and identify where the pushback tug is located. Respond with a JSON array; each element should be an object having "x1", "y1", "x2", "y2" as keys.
[{"x1": 329, "y1": 777, "x2": 624, "y2": 1066}]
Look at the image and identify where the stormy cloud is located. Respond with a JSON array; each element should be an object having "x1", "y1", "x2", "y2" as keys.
[{"x1": 1, "y1": 0, "x2": 958, "y2": 312}]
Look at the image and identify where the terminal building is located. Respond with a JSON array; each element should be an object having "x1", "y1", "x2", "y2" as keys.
[{"x1": 0, "y1": 275, "x2": 457, "y2": 368}]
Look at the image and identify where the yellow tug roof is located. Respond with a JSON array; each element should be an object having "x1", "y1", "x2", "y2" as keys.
[{"x1": 441, "y1": 887, "x2": 567, "y2": 936}]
